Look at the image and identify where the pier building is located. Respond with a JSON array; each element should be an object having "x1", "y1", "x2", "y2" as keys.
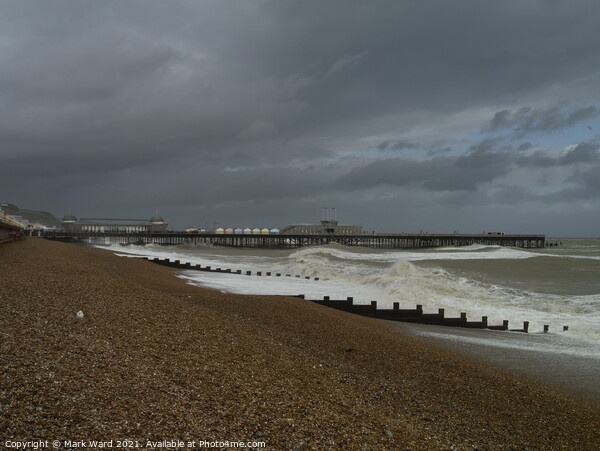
[
  {"x1": 281, "y1": 208, "x2": 363, "y2": 235},
  {"x1": 281, "y1": 220, "x2": 363, "y2": 235},
  {"x1": 61, "y1": 212, "x2": 168, "y2": 233}
]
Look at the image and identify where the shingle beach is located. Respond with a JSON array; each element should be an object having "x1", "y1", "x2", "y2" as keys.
[{"x1": 1, "y1": 239, "x2": 599, "y2": 449}]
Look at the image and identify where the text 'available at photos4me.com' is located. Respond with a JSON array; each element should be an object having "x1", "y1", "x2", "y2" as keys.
[{"x1": 4, "y1": 439, "x2": 267, "y2": 449}]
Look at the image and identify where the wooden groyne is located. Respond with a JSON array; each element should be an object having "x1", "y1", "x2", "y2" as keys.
[
  {"x1": 296, "y1": 295, "x2": 535, "y2": 333},
  {"x1": 145, "y1": 256, "x2": 321, "y2": 280},
  {"x1": 44, "y1": 231, "x2": 546, "y2": 249},
  {"x1": 143, "y1": 256, "x2": 541, "y2": 333}
]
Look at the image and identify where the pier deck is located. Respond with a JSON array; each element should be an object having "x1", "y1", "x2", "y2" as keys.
[{"x1": 44, "y1": 232, "x2": 545, "y2": 249}]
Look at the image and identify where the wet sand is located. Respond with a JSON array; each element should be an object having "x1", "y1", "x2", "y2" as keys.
[
  {"x1": 385, "y1": 322, "x2": 600, "y2": 402},
  {"x1": 1, "y1": 238, "x2": 599, "y2": 449}
]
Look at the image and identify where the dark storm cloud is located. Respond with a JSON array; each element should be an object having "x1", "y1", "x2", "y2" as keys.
[
  {"x1": 426, "y1": 146, "x2": 453, "y2": 157},
  {"x1": 376, "y1": 140, "x2": 421, "y2": 151},
  {"x1": 1, "y1": 0, "x2": 600, "y2": 234},
  {"x1": 337, "y1": 139, "x2": 599, "y2": 193},
  {"x1": 336, "y1": 150, "x2": 512, "y2": 192},
  {"x1": 514, "y1": 142, "x2": 600, "y2": 167},
  {"x1": 518, "y1": 142, "x2": 533, "y2": 151},
  {"x1": 578, "y1": 166, "x2": 600, "y2": 190},
  {"x1": 483, "y1": 105, "x2": 599, "y2": 136},
  {"x1": 560, "y1": 142, "x2": 600, "y2": 165}
]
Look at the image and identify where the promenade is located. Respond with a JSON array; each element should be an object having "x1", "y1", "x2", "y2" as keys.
[{"x1": 0, "y1": 209, "x2": 24, "y2": 243}]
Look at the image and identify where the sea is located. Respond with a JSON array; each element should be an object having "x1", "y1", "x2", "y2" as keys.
[{"x1": 108, "y1": 238, "x2": 600, "y2": 359}]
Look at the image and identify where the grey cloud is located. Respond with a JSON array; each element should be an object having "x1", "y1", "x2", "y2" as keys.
[
  {"x1": 456, "y1": 139, "x2": 505, "y2": 169},
  {"x1": 514, "y1": 142, "x2": 600, "y2": 167},
  {"x1": 337, "y1": 149, "x2": 512, "y2": 193},
  {"x1": 571, "y1": 166, "x2": 600, "y2": 191},
  {"x1": 483, "y1": 105, "x2": 599, "y2": 136},
  {"x1": 518, "y1": 142, "x2": 533, "y2": 151},
  {"x1": 489, "y1": 185, "x2": 537, "y2": 204},
  {"x1": 324, "y1": 52, "x2": 368, "y2": 79},
  {"x1": 427, "y1": 146, "x2": 453, "y2": 156},
  {"x1": 560, "y1": 142, "x2": 600, "y2": 165},
  {"x1": 376, "y1": 139, "x2": 420, "y2": 151},
  {"x1": 338, "y1": 138, "x2": 598, "y2": 194}
]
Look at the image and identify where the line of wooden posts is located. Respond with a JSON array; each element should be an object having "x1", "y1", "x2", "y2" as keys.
[{"x1": 145, "y1": 256, "x2": 549, "y2": 334}]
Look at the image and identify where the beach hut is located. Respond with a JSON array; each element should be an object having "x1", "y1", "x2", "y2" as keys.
[
  {"x1": 234, "y1": 228, "x2": 243, "y2": 234},
  {"x1": 225, "y1": 227, "x2": 234, "y2": 234},
  {"x1": 243, "y1": 227, "x2": 252, "y2": 234},
  {"x1": 261, "y1": 228, "x2": 270, "y2": 235},
  {"x1": 270, "y1": 228, "x2": 280, "y2": 235},
  {"x1": 215, "y1": 227, "x2": 224, "y2": 234},
  {"x1": 252, "y1": 227, "x2": 261, "y2": 235}
]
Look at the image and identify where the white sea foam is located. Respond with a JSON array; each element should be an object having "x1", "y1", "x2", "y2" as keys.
[{"x1": 415, "y1": 331, "x2": 600, "y2": 359}]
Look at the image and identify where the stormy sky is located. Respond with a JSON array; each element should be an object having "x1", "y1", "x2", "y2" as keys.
[{"x1": 1, "y1": 0, "x2": 599, "y2": 236}]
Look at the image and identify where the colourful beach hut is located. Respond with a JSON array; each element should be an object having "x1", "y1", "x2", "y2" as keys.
[
  {"x1": 215, "y1": 227, "x2": 224, "y2": 234},
  {"x1": 270, "y1": 228, "x2": 280, "y2": 234},
  {"x1": 243, "y1": 228, "x2": 252, "y2": 234},
  {"x1": 225, "y1": 227, "x2": 234, "y2": 234},
  {"x1": 234, "y1": 228, "x2": 243, "y2": 234},
  {"x1": 252, "y1": 227, "x2": 261, "y2": 235},
  {"x1": 261, "y1": 228, "x2": 270, "y2": 235}
]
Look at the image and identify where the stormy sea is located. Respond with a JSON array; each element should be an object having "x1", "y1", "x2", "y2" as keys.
[{"x1": 110, "y1": 239, "x2": 600, "y2": 359}]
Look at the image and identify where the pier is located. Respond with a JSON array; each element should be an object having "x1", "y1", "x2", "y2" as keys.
[{"x1": 44, "y1": 231, "x2": 545, "y2": 249}]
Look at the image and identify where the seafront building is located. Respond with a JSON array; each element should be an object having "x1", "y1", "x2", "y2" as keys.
[
  {"x1": 61, "y1": 212, "x2": 168, "y2": 233},
  {"x1": 0, "y1": 207, "x2": 25, "y2": 242},
  {"x1": 281, "y1": 219, "x2": 363, "y2": 235}
]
